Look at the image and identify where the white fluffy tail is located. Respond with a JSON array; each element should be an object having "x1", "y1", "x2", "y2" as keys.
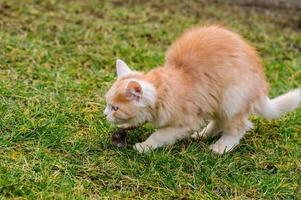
[{"x1": 256, "y1": 89, "x2": 301, "y2": 119}]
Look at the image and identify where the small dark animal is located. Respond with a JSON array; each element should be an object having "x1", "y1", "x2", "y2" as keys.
[{"x1": 111, "y1": 129, "x2": 129, "y2": 147}]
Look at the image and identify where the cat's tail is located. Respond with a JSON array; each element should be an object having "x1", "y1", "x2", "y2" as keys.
[{"x1": 255, "y1": 88, "x2": 301, "y2": 119}]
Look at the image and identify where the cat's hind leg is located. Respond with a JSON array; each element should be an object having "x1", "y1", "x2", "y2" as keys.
[{"x1": 210, "y1": 115, "x2": 253, "y2": 154}]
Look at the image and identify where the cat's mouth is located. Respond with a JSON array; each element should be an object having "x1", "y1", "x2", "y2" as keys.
[
  {"x1": 117, "y1": 123, "x2": 133, "y2": 129},
  {"x1": 112, "y1": 117, "x2": 141, "y2": 129},
  {"x1": 108, "y1": 116, "x2": 133, "y2": 126},
  {"x1": 107, "y1": 117, "x2": 123, "y2": 124}
]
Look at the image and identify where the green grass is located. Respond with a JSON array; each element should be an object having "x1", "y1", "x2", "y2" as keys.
[{"x1": 0, "y1": 0, "x2": 300, "y2": 199}]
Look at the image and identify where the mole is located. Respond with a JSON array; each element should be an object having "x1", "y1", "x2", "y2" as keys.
[{"x1": 111, "y1": 128, "x2": 130, "y2": 148}]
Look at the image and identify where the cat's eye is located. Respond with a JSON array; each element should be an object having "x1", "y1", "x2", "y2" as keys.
[{"x1": 111, "y1": 105, "x2": 119, "y2": 111}]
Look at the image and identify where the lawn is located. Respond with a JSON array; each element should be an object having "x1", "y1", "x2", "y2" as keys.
[{"x1": 0, "y1": 0, "x2": 300, "y2": 199}]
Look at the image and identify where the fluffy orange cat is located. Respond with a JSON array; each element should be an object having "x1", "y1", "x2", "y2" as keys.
[{"x1": 104, "y1": 26, "x2": 301, "y2": 154}]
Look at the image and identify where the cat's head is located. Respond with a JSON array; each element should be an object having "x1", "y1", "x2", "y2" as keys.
[{"x1": 104, "y1": 59, "x2": 156, "y2": 128}]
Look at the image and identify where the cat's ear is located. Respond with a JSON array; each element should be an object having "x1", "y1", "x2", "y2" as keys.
[
  {"x1": 126, "y1": 80, "x2": 142, "y2": 101},
  {"x1": 116, "y1": 59, "x2": 131, "y2": 77}
]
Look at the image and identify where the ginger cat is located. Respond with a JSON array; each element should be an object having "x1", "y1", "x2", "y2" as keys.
[{"x1": 104, "y1": 26, "x2": 301, "y2": 154}]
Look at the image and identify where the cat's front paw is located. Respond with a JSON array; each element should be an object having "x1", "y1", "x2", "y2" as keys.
[
  {"x1": 133, "y1": 142, "x2": 151, "y2": 153},
  {"x1": 210, "y1": 143, "x2": 227, "y2": 155},
  {"x1": 210, "y1": 142, "x2": 235, "y2": 155}
]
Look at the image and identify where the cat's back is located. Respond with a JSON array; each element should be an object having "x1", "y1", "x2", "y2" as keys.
[{"x1": 165, "y1": 26, "x2": 263, "y2": 77}]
